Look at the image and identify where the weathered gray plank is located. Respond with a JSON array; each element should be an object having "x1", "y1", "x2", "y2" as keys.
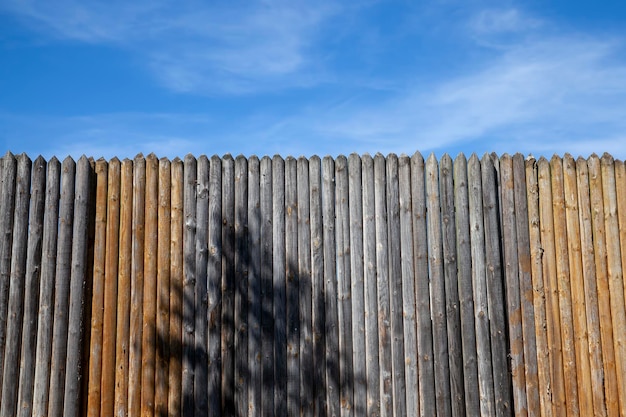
[
  {"x1": 386, "y1": 154, "x2": 407, "y2": 417},
  {"x1": 285, "y1": 156, "x2": 299, "y2": 416},
  {"x1": 260, "y1": 156, "x2": 274, "y2": 416},
  {"x1": 398, "y1": 154, "x2": 419, "y2": 417},
  {"x1": 247, "y1": 156, "x2": 262, "y2": 416},
  {"x1": 0, "y1": 152, "x2": 17, "y2": 394},
  {"x1": 48, "y1": 157, "x2": 76, "y2": 417},
  {"x1": 194, "y1": 155, "x2": 209, "y2": 416},
  {"x1": 348, "y1": 153, "x2": 366, "y2": 417},
  {"x1": 411, "y1": 152, "x2": 436, "y2": 417},
  {"x1": 426, "y1": 153, "x2": 452, "y2": 417},
  {"x1": 481, "y1": 154, "x2": 512, "y2": 417},
  {"x1": 298, "y1": 156, "x2": 314, "y2": 416},
  {"x1": 234, "y1": 155, "x2": 249, "y2": 417},
  {"x1": 374, "y1": 153, "x2": 393, "y2": 417},
  {"x1": 63, "y1": 155, "x2": 92, "y2": 416},
  {"x1": 182, "y1": 154, "x2": 196, "y2": 416},
  {"x1": 16, "y1": 156, "x2": 46, "y2": 417},
  {"x1": 0, "y1": 154, "x2": 32, "y2": 416},
  {"x1": 32, "y1": 157, "x2": 61, "y2": 417},
  {"x1": 208, "y1": 155, "x2": 222, "y2": 415},
  {"x1": 468, "y1": 155, "x2": 496, "y2": 416},
  {"x1": 361, "y1": 154, "x2": 380, "y2": 417},
  {"x1": 440, "y1": 154, "x2": 464, "y2": 417},
  {"x1": 309, "y1": 156, "x2": 327, "y2": 416},
  {"x1": 322, "y1": 156, "x2": 340, "y2": 416}
]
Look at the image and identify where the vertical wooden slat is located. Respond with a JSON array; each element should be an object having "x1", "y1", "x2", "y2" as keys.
[
  {"x1": 155, "y1": 157, "x2": 171, "y2": 417},
  {"x1": 285, "y1": 156, "x2": 298, "y2": 417},
  {"x1": 525, "y1": 157, "x2": 552, "y2": 417},
  {"x1": 86, "y1": 159, "x2": 108, "y2": 417},
  {"x1": 0, "y1": 154, "x2": 32, "y2": 416},
  {"x1": 537, "y1": 157, "x2": 566, "y2": 415},
  {"x1": 575, "y1": 156, "x2": 607, "y2": 417},
  {"x1": 600, "y1": 154, "x2": 626, "y2": 417},
  {"x1": 100, "y1": 158, "x2": 121, "y2": 417},
  {"x1": 0, "y1": 152, "x2": 17, "y2": 394},
  {"x1": 168, "y1": 157, "x2": 184, "y2": 417},
  {"x1": 322, "y1": 156, "x2": 340, "y2": 417},
  {"x1": 563, "y1": 154, "x2": 594, "y2": 417},
  {"x1": 16, "y1": 156, "x2": 46, "y2": 417},
  {"x1": 194, "y1": 155, "x2": 209, "y2": 416},
  {"x1": 398, "y1": 155, "x2": 419, "y2": 417},
  {"x1": 426, "y1": 154, "x2": 452, "y2": 417},
  {"x1": 386, "y1": 154, "x2": 407, "y2": 417},
  {"x1": 362, "y1": 154, "x2": 380, "y2": 417},
  {"x1": 114, "y1": 159, "x2": 133, "y2": 417},
  {"x1": 348, "y1": 154, "x2": 366, "y2": 416},
  {"x1": 298, "y1": 156, "x2": 314, "y2": 416},
  {"x1": 32, "y1": 157, "x2": 60, "y2": 417},
  {"x1": 412, "y1": 152, "x2": 436, "y2": 417},
  {"x1": 588, "y1": 155, "x2": 618, "y2": 417},
  {"x1": 374, "y1": 153, "x2": 393, "y2": 417},
  {"x1": 309, "y1": 156, "x2": 327, "y2": 416},
  {"x1": 551, "y1": 155, "x2": 579, "y2": 417},
  {"x1": 247, "y1": 156, "x2": 262, "y2": 416},
  {"x1": 482, "y1": 154, "x2": 512, "y2": 417},
  {"x1": 440, "y1": 154, "x2": 464, "y2": 417},
  {"x1": 468, "y1": 154, "x2": 496, "y2": 417},
  {"x1": 128, "y1": 154, "x2": 146, "y2": 417},
  {"x1": 615, "y1": 159, "x2": 626, "y2": 323},
  {"x1": 47, "y1": 156, "x2": 76, "y2": 417},
  {"x1": 234, "y1": 155, "x2": 249, "y2": 416},
  {"x1": 513, "y1": 153, "x2": 540, "y2": 416},
  {"x1": 453, "y1": 154, "x2": 480, "y2": 417},
  {"x1": 181, "y1": 154, "x2": 196, "y2": 416},
  {"x1": 208, "y1": 155, "x2": 222, "y2": 415}
]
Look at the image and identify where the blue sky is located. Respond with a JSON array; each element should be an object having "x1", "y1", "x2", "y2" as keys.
[{"x1": 1, "y1": 0, "x2": 626, "y2": 159}]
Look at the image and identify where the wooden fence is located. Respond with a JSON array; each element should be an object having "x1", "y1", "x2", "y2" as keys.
[{"x1": 0, "y1": 151, "x2": 625, "y2": 416}]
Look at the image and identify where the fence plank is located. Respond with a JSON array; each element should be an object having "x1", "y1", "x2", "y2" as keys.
[
  {"x1": 563, "y1": 154, "x2": 594, "y2": 417},
  {"x1": 298, "y1": 156, "x2": 314, "y2": 416},
  {"x1": 452, "y1": 154, "x2": 479, "y2": 417},
  {"x1": 468, "y1": 154, "x2": 496, "y2": 417},
  {"x1": 0, "y1": 152, "x2": 17, "y2": 394},
  {"x1": 361, "y1": 154, "x2": 380, "y2": 417},
  {"x1": 587, "y1": 155, "x2": 618, "y2": 417},
  {"x1": 260, "y1": 156, "x2": 274, "y2": 417},
  {"x1": 155, "y1": 157, "x2": 171, "y2": 416},
  {"x1": 525, "y1": 157, "x2": 552, "y2": 417},
  {"x1": 16, "y1": 156, "x2": 45, "y2": 417},
  {"x1": 348, "y1": 154, "x2": 366, "y2": 417},
  {"x1": 426, "y1": 153, "x2": 452, "y2": 417},
  {"x1": 374, "y1": 154, "x2": 392, "y2": 417},
  {"x1": 286, "y1": 157, "x2": 300, "y2": 415},
  {"x1": 386, "y1": 154, "x2": 407, "y2": 417},
  {"x1": 48, "y1": 157, "x2": 76, "y2": 417},
  {"x1": 1, "y1": 154, "x2": 32, "y2": 416},
  {"x1": 208, "y1": 155, "x2": 223, "y2": 415},
  {"x1": 86, "y1": 159, "x2": 108, "y2": 417},
  {"x1": 551, "y1": 155, "x2": 579, "y2": 417},
  {"x1": 600, "y1": 154, "x2": 626, "y2": 417},
  {"x1": 615, "y1": 159, "x2": 626, "y2": 319},
  {"x1": 234, "y1": 155, "x2": 249, "y2": 416},
  {"x1": 398, "y1": 155, "x2": 419, "y2": 417},
  {"x1": 322, "y1": 156, "x2": 340, "y2": 417},
  {"x1": 575, "y1": 156, "x2": 607, "y2": 417},
  {"x1": 114, "y1": 159, "x2": 133, "y2": 416},
  {"x1": 194, "y1": 155, "x2": 209, "y2": 416},
  {"x1": 247, "y1": 156, "x2": 262, "y2": 416},
  {"x1": 168, "y1": 158, "x2": 184, "y2": 417},
  {"x1": 309, "y1": 156, "x2": 326, "y2": 417},
  {"x1": 181, "y1": 154, "x2": 196, "y2": 416},
  {"x1": 440, "y1": 154, "x2": 464, "y2": 417}
]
